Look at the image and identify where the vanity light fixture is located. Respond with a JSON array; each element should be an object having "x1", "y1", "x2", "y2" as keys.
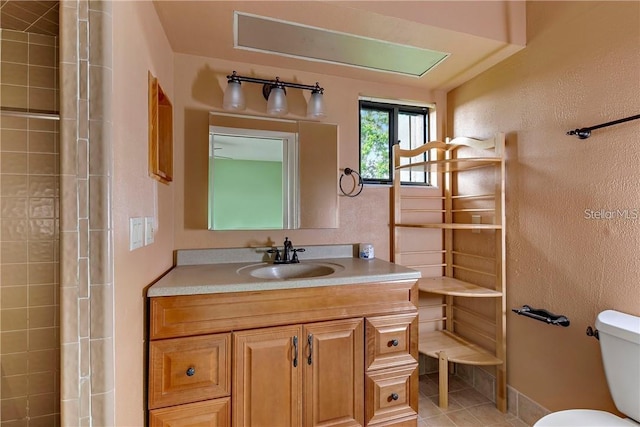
[
  {"x1": 222, "y1": 73, "x2": 245, "y2": 111},
  {"x1": 223, "y1": 71, "x2": 326, "y2": 118}
]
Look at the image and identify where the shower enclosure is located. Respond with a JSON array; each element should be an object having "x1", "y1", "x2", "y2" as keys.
[
  {"x1": 0, "y1": 17, "x2": 61, "y2": 426},
  {"x1": 1, "y1": 1, "x2": 115, "y2": 425}
]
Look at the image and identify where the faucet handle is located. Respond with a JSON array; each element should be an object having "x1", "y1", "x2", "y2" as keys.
[
  {"x1": 291, "y1": 248, "x2": 305, "y2": 263},
  {"x1": 267, "y1": 247, "x2": 281, "y2": 262}
]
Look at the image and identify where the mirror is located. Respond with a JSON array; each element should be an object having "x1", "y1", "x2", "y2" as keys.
[
  {"x1": 209, "y1": 130, "x2": 298, "y2": 230},
  {"x1": 208, "y1": 113, "x2": 338, "y2": 230}
]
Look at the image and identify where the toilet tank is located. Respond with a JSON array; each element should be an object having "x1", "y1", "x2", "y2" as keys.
[{"x1": 596, "y1": 310, "x2": 640, "y2": 422}]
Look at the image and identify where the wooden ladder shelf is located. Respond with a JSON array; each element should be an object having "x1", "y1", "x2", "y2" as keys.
[{"x1": 391, "y1": 133, "x2": 507, "y2": 412}]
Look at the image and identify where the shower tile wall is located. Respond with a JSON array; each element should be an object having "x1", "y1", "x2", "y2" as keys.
[
  {"x1": 0, "y1": 30, "x2": 59, "y2": 113},
  {"x1": 0, "y1": 29, "x2": 60, "y2": 426}
]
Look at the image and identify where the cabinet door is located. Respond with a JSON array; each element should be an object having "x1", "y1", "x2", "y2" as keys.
[
  {"x1": 303, "y1": 318, "x2": 364, "y2": 427},
  {"x1": 233, "y1": 325, "x2": 303, "y2": 427}
]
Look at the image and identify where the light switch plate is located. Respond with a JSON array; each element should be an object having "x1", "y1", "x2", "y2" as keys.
[
  {"x1": 144, "y1": 217, "x2": 154, "y2": 246},
  {"x1": 130, "y1": 217, "x2": 144, "y2": 250}
]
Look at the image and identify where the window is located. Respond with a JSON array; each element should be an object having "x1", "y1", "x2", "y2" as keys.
[{"x1": 359, "y1": 100, "x2": 430, "y2": 185}]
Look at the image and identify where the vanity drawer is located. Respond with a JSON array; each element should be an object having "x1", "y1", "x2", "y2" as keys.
[
  {"x1": 365, "y1": 363, "x2": 418, "y2": 426},
  {"x1": 149, "y1": 333, "x2": 231, "y2": 409},
  {"x1": 366, "y1": 313, "x2": 418, "y2": 371},
  {"x1": 149, "y1": 397, "x2": 230, "y2": 427}
]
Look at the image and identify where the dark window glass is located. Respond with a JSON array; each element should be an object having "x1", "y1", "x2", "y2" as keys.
[{"x1": 359, "y1": 101, "x2": 430, "y2": 185}]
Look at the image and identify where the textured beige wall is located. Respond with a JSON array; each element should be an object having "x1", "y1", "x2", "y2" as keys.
[
  {"x1": 447, "y1": 1, "x2": 640, "y2": 413},
  {"x1": 111, "y1": 2, "x2": 175, "y2": 425},
  {"x1": 172, "y1": 54, "x2": 446, "y2": 255}
]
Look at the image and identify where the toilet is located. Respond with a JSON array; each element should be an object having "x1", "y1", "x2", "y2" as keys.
[{"x1": 535, "y1": 310, "x2": 640, "y2": 426}]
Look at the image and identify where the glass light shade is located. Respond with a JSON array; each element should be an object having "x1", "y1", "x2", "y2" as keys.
[
  {"x1": 267, "y1": 86, "x2": 288, "y2": 116},
  {"x1": 306, "y1": 91, "x2": 326, "y2": 119},
  {"x1": 222, "y1": 80, "x2": 246, "y2": 111}
]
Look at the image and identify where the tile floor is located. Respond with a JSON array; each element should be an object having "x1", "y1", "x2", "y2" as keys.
[{"x1": 418, "y1": 374, "x2": 530, "y2": 427}]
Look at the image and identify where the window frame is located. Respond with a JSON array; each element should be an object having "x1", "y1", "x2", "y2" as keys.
[{"x1": 358, "y1": 100, "x2": 430, "y2": 186}]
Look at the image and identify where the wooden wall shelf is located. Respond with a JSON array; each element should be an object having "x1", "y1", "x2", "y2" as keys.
[
  {"x1": 148, "y1": 71, "x2": 173, "y2": 184},
  {"x1": 418, "y1": 277, "x2": 503, "y2": 297}
]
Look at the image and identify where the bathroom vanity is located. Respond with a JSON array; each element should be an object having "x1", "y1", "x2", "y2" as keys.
[{"x1": 146, "y1": 246, "x2": 421, "y2": 427}]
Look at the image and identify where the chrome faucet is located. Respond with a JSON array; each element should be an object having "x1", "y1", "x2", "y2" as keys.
[{"x1": 267, "y1": 237, "x2": 305, "y2": 264}]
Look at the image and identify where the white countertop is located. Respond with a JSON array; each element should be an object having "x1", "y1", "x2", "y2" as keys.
[{"x1": 147, "y1": 256, "x2": 421, "y2": 297}]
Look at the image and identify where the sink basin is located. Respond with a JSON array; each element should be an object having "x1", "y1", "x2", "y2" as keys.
[{"x1": 238, "y1": 262, "x2": 343, "y2": 280}]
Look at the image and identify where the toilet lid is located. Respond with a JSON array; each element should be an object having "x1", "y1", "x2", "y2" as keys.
[{"x1": 535, "y1": 410, "x2": 638, "y2": 427}]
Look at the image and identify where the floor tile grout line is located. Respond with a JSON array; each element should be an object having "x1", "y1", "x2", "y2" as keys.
[{"x1": 419, "y1": 373, "x2": 524, "y2": 427}]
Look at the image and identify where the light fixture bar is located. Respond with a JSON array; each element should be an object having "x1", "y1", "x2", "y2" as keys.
[
  {"x1": 224, "y1": 71, "x2": 326, "y2": 118},
  {"x1": 227, "y1": 71, "x2": 324, "y2": 94}
]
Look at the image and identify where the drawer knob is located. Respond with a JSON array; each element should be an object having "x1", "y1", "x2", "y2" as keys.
[
  {"x1": 389, "y1": 339, "x2": 399, "y2": 347},
  {"x1": 186, "y1": 367, "x2": 195, "y2": 377},
  {"x1": 390, "y1": 393, "x2": 399, "y2": 401}
]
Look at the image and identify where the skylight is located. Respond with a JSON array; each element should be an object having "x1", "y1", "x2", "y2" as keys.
[{"x1": 234, "y1": 12, "x2": 449, "y2": 78}]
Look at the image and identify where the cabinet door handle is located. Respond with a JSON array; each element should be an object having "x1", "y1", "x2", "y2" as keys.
[
  {"x1": 307, "y1": 334, "x2": 313, "y2": 365},
  {"x1": 293, "y1": 335, "x2": 299, "y2": 367},
  {"x1": 186, "y1": 367, "x2": 195, "y2": 377},
  {"x1": 390, "y1": 339, "x2": 399, "y2": 347},
  {"x1": 390, "y1": 393, "x2": 399, "y2": 401}
]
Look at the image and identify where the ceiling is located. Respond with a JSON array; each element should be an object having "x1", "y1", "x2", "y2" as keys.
[
  {"x1": 0, "y1": 1, "x2": 526, "y2": 92},
  {"x1": 211, "y1": 133, "x2": 285, "y2": 162},
  {"x1": 0, "y1": 0, "x2": 58, "y2": 36},
  {"x1": 153, "y1": 1, "x2": 526, "y2": 92}
]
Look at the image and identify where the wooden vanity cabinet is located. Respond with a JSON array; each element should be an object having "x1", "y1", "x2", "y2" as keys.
[{"x1": 148, "y1": 280, "x2": 418, "y2": 426}]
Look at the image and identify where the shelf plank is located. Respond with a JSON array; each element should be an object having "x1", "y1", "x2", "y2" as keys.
[
  {"x1": 400, "y1": 195, "x2": 445, "y2": 200},
  {"x1": 419, "y1": 330, "x2": 502, "y2": 366},
  {"x1": 396, "y1": 158, "x2": 500, "y2": 173},
  {"x1": 418, "y1": 277, "x2": 502, "y2": 297},
  {"x1": 451, "y1": 208, "x2": 495, "y2": 213},
  {"x1": 395, "y1": 223, "x2": 502, "y2": 230},
  {"x1": 400, "y1": 209, "x2": 446, "y2": 213},
  {"x1": 451, "y1": 194, "x2": 494, "y2": 200}
]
